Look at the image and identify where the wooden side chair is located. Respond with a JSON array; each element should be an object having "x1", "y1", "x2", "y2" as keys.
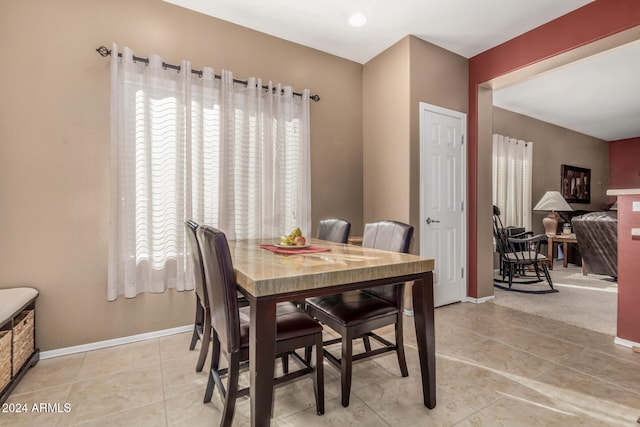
[
  {"x1": 197, "y1": 225, "x2": 325, "y2": 426},
  {"x1": 499, "y1": 233, "x2": 554, "y2": 291},
  {"x1": 492, "y1": 205, "x2": 534, "y2": 278},
  {"x1": 305, "y1": 220, "x2": 413, "y2": 407},
  {"x1": 492, "y1": 212, "x2": 554, "y2": 292}
]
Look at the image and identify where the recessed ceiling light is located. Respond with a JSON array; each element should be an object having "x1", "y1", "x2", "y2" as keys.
[{"x1": 348, "y1": 13, "x2": 367, "y2": 28}]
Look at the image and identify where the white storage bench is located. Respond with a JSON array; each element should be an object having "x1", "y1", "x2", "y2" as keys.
[{"x1": 0, "y1": 287, "x2": 39, "y2": 404}]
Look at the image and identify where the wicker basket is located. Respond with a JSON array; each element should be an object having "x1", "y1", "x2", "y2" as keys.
[
  {"x1": 12, "y1": 310, "x2": 34, "y2": 375},
  {"x1": 0, "y1": 330, "x2": 10, "y2": 392}
]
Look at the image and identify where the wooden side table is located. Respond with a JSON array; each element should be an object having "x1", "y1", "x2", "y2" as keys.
[{"x1": 546, "y1": 233, "x2": 578, "y2": 270}]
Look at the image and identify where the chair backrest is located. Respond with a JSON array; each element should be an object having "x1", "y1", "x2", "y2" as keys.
[
  {"x1": 492, "y1": 207, "x2": 512, "y2": 257},
  {"x1": 506, "y1": 234, "x2": 547, "y2": 263},
  {"x1": 197, "y1": 225, "x2": 241, "y2": 354},
  {"x1": 317, "y1": 218, "x2": 351, "y2": 243},
  {"x1": 493, "y1": 205, "x2": 504, "y2": 231},
  {"x1": 185, "y1": 220, "x2": 208, "y2": 309},
  {"x1": 362, "y1": 220, "x2": 413, "y2": 253},
  {"x1": 493, "y1": 206, "x2": 532, "y2": 255},
  {"x1": 361, "y1": 220, "x2": 414, "y2": 305}
]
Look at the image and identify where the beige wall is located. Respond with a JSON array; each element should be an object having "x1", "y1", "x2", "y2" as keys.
[
  {"x1": 476, "y1": 86, "x2": 495, "y2": 298},
  {"x1": 363, "y1": 36, "x2": 467, "y2": 311},
  {"x1": 408, "y1": 36, "x2": 468, "y2": 253},
  {"x1": 493, "y1": 107, "x2": 610, "y2": 235},
  {"x1": 362, "y1": 37, "x2": 412, "y2": 233},
  {"x1": 0, "y1": 0, "x2": 363, "y2": 351},
  {"x1": 362, "y1": 36, "x2": 468, "y2": 249}
]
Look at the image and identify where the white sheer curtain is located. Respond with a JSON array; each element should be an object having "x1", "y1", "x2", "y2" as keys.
[
  {"x1": 492, "y1": 134, "x2": 533, "y2": 230},
  {"x1": 108, "y1": 44, "x2": 311, "y2": 300}
]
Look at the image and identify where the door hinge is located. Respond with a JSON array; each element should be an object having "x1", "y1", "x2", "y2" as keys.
[
  {"x1": 461, "y1": 267, "x2": 465, "y2": 279},
  {"x1": 461, "y1": 201, "x2": 464, "y2": 212},
  {"x1": 461, "y1": 134, "x2": 465, "y2": 145}
]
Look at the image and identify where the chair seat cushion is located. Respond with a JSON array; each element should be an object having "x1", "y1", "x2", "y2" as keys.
[
  {"x1": 306, "y1": 291, "x2": 398, "y2": 327},
  {"x1": 0, "y1": 287, "x2": 38, "y2": 325},
  {"x1": 239, "y1": 302, "x2": 322, "y2": 347}
]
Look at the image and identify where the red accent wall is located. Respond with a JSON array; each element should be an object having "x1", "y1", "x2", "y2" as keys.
[
  {"x1": 616, "y1": 195, "x2": 640, "y2": 343},
  {"x1": 467, "y1": 0, "x2": 640, "y2": 298},
  {"x1": 609, "y1": 138, "x2": 640, "y2": 189}
]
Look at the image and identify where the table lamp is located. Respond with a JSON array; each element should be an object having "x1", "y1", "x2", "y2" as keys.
[{"x1": 533, "y1": 191, "x2": 573, "y2": 235}]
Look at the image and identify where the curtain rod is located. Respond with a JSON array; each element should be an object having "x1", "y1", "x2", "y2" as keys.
[{"x1": 96, "y1": 46, "x2": 320, "y2": 102}]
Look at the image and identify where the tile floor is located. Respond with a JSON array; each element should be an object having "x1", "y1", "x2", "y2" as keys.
[{"x1": 2, "y1": 301, "x2": 639, "y2": 426}]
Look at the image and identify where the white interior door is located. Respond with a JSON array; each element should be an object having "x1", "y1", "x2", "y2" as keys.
[{"x1": 419, "y1": 103, "x2": 467, "y2": 307}]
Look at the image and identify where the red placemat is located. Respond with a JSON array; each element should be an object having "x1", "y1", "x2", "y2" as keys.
[{"x1": 260, "y1": 244, "x2": 331, "y2": 255}]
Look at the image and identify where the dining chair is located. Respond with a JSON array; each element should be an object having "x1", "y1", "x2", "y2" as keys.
[
  {"x1": 185, "y1": 220, "x2": 249, "y2": 372},
  {"x1": 317, "y1": 218, "x2": 351, "y2": 243},
  {"x1": 196, "y1": 225, "x2": 325, "y2": 426},
  {"x1": 305, "y1": 220, "x2": 413, "y2": 407},
  {"x1": 185, "y1": 220, "x2": 212, "y2": 372}
]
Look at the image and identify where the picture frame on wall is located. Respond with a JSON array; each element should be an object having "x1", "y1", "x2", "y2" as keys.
[{"x1": 561, "y1": 164, "x2": 590, "y2": 204}]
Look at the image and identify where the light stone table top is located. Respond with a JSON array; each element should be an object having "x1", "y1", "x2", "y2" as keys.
[{"x1": 227, "y1": 238, "x2": 435, "y2": 297}]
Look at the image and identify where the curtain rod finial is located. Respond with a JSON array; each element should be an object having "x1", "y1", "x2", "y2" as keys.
[
  {"x1": 310, "y1": 94, "x2": 320, "y2": 102},
  {"x1": 96, "y1": 46, "x2": 111, "y2": 57}
]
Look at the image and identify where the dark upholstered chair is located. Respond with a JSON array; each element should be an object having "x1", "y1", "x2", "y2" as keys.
[
  {"x1": 197, "y1": 225, "x2": 324, "y2": 426},
  {"x1": 185, "y1": 220, "x2": 212, "y2": 372},
  {"x1": 317, "y1": 218, "x2": 351, "y2": 243},
  {"x1": 572, "y1": 211, "x2": 618, "y2": 279},
  {"x1": 361, "y1": 220, "x2": 413, "y2": 253},
  {"x1": 305, "y1": 220, "x2": 413, "y2": 407},
  {"x1": 185, "y1": 220, "x2": 248, "y2": 372}
]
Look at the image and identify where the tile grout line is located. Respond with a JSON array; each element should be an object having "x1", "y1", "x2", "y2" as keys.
[{"x1": 157, "y1": 336, "x2": 171, "y2": 427}]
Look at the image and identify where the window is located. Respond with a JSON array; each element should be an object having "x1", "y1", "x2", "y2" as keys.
[
  {"x1": 492, "y1": 134, "x2": 533, "y2": 230},
  {"x1": 108, "y1": 46, "x2": 311, "y2": 300}
]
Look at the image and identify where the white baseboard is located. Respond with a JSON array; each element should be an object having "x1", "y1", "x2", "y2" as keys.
[
  {"x1": 613, "y1": 336, "x2": 640, "y2": 349},
  {"x1": 40, "y1": 325, "x2": 192, "y2": 360},
  {"x1": 464, "y1": 295, "x2": 495, "y2": 304}
]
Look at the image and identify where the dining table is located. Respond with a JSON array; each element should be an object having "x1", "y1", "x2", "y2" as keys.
[{"x1": 227, "y1": 237, "x2": 437, "y2": 426}]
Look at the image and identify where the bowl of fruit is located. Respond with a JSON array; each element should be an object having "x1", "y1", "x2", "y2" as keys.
[{"x1": 276, "y1": 227, "x2": 310, "y2": 249}]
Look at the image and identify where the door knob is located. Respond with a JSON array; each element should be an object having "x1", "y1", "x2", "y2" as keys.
[{"x1": 426, "y1": 218, "x2": 440, "y2": 225}]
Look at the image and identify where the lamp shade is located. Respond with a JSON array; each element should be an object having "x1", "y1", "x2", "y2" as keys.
[
  {"x1": 534, "y1": 191, "x2": 573, "y2": 234},
  {"x1": 533, "y1": 191, "x2": 573, "y2": 212}
]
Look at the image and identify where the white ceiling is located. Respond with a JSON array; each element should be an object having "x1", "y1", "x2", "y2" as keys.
[
  {"x1": 493, "y1": 39, "x2": 640, "y2": 141},
  {"x1": 164, "y1": 0, "x2": 640, "y2": 141}
]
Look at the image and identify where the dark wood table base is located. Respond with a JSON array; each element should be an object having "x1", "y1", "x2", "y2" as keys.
[{"x1": 248, "y1": 271, "x2": 436, "y2": 425}]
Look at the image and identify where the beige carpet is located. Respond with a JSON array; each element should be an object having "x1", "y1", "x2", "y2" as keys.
[{"x1": 492, "y1": 265, "x2": 617, "y2": 336}]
